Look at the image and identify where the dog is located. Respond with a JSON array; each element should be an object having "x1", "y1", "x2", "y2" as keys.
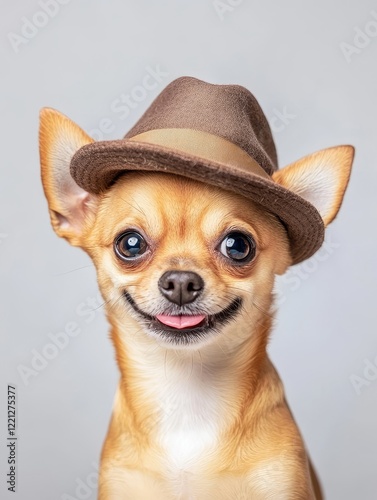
[{"x1": 40, "y1": 77, "x2": 353, "y2": 499}]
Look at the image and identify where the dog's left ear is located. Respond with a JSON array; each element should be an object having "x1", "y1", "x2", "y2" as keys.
[
  {"x1": 39, "y1": 108, "x2": 98, "y2": 246},
  {"x1": 273, "y1": 145, "x2": 354, "y2": 226}
]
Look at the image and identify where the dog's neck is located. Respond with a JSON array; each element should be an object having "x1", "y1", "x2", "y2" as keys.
[{"x1": 107, "y1": 306, "x2": 279, "y2": 445}]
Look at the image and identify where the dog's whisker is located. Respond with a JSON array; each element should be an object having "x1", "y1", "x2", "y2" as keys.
[
  {"x1": 100, "y1": 293, "x2": 128, "y2": 314},
  {"x1": 53, "y1": 264, "x2": 94, "y2": 276},
  {"x1": 251, "y1": 300, "x2": 273, "y2": 318},
  {"x1": 103, "y1": 294, "x2": 123, "y2": 308},
  {"x1": 225, "y1": 285, "x2": 273, "y2": 318},
  {"x1": 78, "y1": 245, "x2": 106, "y2": 251},
  {"x1": 213, "y1": 337, "x2": 228, "y2": 356},
  {"x1": 197, "y1": 349, "x2": 203, "y2": 379},
  {"x1": 118, "y1": 195, "x2": 147, "y2": 218},
  {"x1": 227, "y1": 285, "x2": 248, "y2": 293},
  {"x1": 164, "y1": 350, "x2": 168, "y2": 380}
]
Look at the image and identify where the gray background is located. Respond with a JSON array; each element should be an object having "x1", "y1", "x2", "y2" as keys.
[{"x1": 1, "y1": 0, "x2": 376, "y2": 498}]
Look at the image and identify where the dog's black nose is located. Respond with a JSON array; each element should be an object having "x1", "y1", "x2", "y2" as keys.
[{"x1": 158, "y1": 271, "x2": 204, "y2": 306}]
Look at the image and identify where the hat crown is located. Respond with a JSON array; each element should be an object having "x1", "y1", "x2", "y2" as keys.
[
  {"x1": 70, "y1": 76, "x2": 324, "y2": 264},
  {"x1": 125, "y1": 77, "x2": 278, "y2": 175}
]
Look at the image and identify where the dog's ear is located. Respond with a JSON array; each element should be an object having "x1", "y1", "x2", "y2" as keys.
[
  {"x1": 39, "y1": 108, "x2": 98, "y2": 246},
  {"x1": 273, "y1": 146, "x2": 354, "y2": 226}
]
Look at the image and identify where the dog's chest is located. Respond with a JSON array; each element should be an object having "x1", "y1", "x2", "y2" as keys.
[{"x1": 153, "y1": 369, "x2": 221, "y2": 491}]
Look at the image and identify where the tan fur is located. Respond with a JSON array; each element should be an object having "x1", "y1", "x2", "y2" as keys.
[
  {"x1": 40, "y1": 109, "x2": 353, "y2": 499},
  {"x1": 39, "y1": 108, "x2": 94, "y2": 245},
  {"x1": 273, "y1": 146, "x2": 354, "y2": 226}
]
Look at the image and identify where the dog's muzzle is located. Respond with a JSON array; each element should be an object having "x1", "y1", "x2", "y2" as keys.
[{"x1": 123, "y1": 285, "x2": 243, "y2": 346}]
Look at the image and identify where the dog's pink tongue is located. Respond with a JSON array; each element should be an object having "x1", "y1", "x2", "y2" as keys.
[{"x1": 156, "y1": 314, "x2": 205, "y2": 329}]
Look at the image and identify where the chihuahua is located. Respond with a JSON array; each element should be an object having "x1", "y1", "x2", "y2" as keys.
[{"x1": 40, "y1": 106, "x2": 353, "y2": 499}]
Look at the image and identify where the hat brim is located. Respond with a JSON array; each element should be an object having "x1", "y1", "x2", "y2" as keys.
[{"x1": 70, "y1": 140, "x2": 324, "y2": 265}]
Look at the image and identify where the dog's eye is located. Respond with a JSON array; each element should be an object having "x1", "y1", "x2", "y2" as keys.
[
  {"x1": 219, "y1": 232, "x2": 255, "y2": 263},
  {"x1": 114, "y1": 232, "x2": 147, "y2": 260}
]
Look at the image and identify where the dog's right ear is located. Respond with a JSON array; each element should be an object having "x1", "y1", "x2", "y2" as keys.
[{"x1": 39, "y1": 108, "x2": 98, "y2": 246}]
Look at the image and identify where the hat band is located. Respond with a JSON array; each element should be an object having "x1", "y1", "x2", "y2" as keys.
[{"x1": 128, "y1": 128, "x2": 270, "y2": 180}]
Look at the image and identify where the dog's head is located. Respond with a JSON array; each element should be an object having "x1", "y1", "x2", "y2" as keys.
[{"x1": 40, "y1": 109, "x2": 353, "y2": 351}]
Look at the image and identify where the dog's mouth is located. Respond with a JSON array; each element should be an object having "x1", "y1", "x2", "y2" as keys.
[{"x1": 123, "y1": 291, "x2": 242, "y2": 344}]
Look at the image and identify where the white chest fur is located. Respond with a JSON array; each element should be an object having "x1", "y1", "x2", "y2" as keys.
[
  {"x1": 157, "y1": 371, "x2": 220, "y2": 497},
  {"x1": 159, "y1": 380, "x2": 219, "y2": 465},
  {"x1": 123, "y1": 334, "x2": 240, "y2": 496}
]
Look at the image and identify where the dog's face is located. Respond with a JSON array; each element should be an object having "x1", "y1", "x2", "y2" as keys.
[
  {"x1": 82, "y1": 172, "x2": 290, "y2": 348},
  {"x1": 39, "y1": 109, "x2": 353, "y2": 351}
]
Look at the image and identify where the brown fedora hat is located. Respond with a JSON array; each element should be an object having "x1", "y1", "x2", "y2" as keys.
[{"x1": 70, "y1": 76, "x2": 324, "y2": 264}]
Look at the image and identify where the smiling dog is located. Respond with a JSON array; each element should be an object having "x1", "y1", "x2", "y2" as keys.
[{"x1": 40, "y1": 77, "x2": 353, "y2": 499}]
